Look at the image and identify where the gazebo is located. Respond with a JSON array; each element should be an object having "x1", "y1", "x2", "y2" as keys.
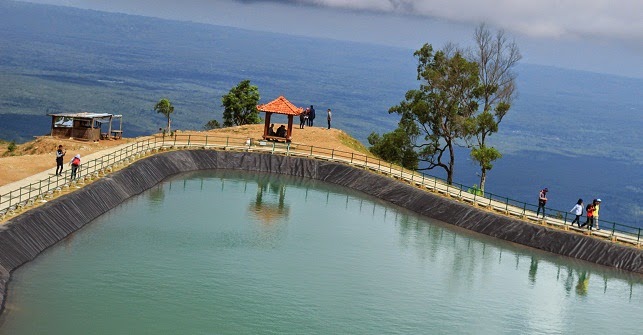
[{"x1": 257, "y1": 96, "x2": 303, "y2": 142}]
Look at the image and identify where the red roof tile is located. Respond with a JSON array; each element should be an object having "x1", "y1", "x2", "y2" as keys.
[{"x1": 257, "y1": 96, "x2": 303, "y2": 116}]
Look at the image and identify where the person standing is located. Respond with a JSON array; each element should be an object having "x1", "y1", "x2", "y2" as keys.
[
  {"x1": 69, "y1": 154, "x2": 81, "y2": 180},
  {"x1": 593, "y1": 199, "x2": 601, "y2": 230},
  {"x1": 570, "y1": 199, "x2": 583, "y2": 227},
  {"x1": 536, "y1": 188, "x2": 548, "y2": 218},
  {"x1": 583, "y1": 201, "x2": 595, "y2": 229},
  {"x1": 299, "y1": 108, "x2": 307, "y2": 129},
  {"x1": 55, "y1": 144, "x2": 66, "y2": 176},
  {"x1": 327, "y1": 108, "x2": 332, "y2": 129},
  {"x1": 308, "y1": 105, "x2": 315, "y2": 127}
]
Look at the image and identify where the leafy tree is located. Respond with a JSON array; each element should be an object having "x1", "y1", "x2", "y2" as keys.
[
  {"x1": 203, "y1": 119, "x2": 221, "y2": 130},
  {"x1": 383, "y1": 43, "x2": 481, "y2": 184},
  {"x1": 367, "y1": 128, "x2": 418, "y2": 170},
  {"x1": 467, "y1": 23, "x2": 521, "y2": 191},
  {"x1": 221, "y1": 80, "x2": 261, "y2": 127},
  {"x1": 154, "y1": 98, "x2": 174, "y2": 134}
]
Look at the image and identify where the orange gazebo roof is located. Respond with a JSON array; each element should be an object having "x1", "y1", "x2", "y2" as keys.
[{"x1": 257, "y1": 96, "x2": 303, "y2": 116}]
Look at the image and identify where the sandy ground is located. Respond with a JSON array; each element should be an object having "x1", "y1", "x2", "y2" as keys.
[{"x1": 0, "y1": 124, "x2": 370, "y2": 187}]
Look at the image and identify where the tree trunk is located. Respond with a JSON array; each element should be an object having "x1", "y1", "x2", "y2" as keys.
[
  {"x1": 447, "y1": 142, "x2": 455, "y2": 184},
  {"x1": 167, "y1": 117, "x2": 171, "y2": 134},
  {"x1": 479, "y1": 168, "x2": 487, "y2": 193}
]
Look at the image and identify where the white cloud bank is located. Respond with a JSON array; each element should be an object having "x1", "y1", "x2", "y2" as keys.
[{"x1": 289, "y1": 0, "x2": 642, "y2": 40}]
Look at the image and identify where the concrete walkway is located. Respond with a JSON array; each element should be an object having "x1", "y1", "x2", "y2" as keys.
[{"x1": 0, "y1": 140, "x2": 148, "y2": 197}]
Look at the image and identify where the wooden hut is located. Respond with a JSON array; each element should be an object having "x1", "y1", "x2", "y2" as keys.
[
  {"x1": 257, "y1": 96, "x2": 302, "y2": 142},
  {"x1": 48, "y1": 112, "x2": 123, "y2": 141}
]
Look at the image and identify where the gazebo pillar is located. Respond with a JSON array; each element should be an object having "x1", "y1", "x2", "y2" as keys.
[
  {"x1": 286, "y1": 116, "x2": 294, "y2": 141},
  {"x1": 263, "y1": 112, "x2": 273, "y2": 138}
]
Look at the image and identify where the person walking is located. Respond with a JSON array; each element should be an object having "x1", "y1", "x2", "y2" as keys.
[
  {"x1": 308, "y1": 105, "x2": 315, "y2": 127},
  {"x1": 55, "y1": 144, "x2": 66, "y2": 176},
  {"x1": 327, "y1": 108, "x2": 332, "y2": 129},
  {"x1": 536, "y1": 188, "x2": 548, "y2": 218},
  {"x1": 583, "y1": 201, "x2": 595, "y2": 229},
  {"x1": 570, "y1": 198, "x2": 583, "y2": 227},
  {"x1": 69, "y1": 154, "x2": 81, "y2": 180},
  {"x1": 593, "y1": 199, "x2": 601, "y2": 230}
]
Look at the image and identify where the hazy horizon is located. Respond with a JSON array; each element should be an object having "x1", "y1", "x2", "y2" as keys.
[{"x1": 20, "y1": 0, "x2": 643, "y2": 79}]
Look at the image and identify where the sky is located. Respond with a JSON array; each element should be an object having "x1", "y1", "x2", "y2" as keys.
[{"x1": 24, "y1": 0, "x2": 643, "y2": 78}]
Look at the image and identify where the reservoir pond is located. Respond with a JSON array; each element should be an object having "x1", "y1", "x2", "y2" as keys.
[{"x1": 0, "y1": 170, "x2": 641, "y2": 334}]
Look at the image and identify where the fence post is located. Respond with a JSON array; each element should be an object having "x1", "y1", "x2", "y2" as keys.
[
  {"x1": 638, "y1": 228, "x2": 641, "y2": 244},
  {"x1": 331, "y1": 149, "x2": 334, "y2": 160},
  {"x1": 351, "y1": 153, "x2": 354, "y2": 164},
  {"x1": 505, "y1": 197, "x2": 509, "y2": 211},
  {"x1": 226, "y1": 136, "x2": 229, "y2": 147},
  {"x1": 564, "y1": 212, "x2": 568, "y2": 224},
  {"x1": 205, "y1": 135, "x2": 208, "y2": 147},
  {"x1": 522, "y1": 203, "x2": 527, "y2": 217},
  {"x1": 188, "y1": 135, "x2": 191, "y2": 146}
]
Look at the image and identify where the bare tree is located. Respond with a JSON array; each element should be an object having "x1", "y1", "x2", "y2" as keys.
[{"x1": 468, "y1": 23, "x2": 521, "y2": 191}]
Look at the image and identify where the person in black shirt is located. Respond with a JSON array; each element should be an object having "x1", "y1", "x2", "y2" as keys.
[{"x1": 55, "y1": 145, "x2": 66, "y2": 176}]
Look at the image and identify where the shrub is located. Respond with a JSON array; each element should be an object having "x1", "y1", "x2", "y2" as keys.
[{"x1": 7, "y1": 141, "x2": 17, "y2": 152}]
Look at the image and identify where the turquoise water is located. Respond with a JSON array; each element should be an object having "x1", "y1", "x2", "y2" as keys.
[{"x1": 0, "y1": 171, "x2": 641, "y2": 334}]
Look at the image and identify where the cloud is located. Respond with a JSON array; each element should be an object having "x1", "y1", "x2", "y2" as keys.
[{"x1": 237, "y1": 0, "x2": 643, "y2": 41}]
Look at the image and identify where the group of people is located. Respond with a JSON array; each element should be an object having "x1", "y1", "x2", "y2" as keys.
[
  {"x1": 570, "y1": 198, "x2": 602, "y2": 230},
  {"x1": 55, "y1": 144, "x2": 81, "y2": 180},
  {"x1": 536, "y1": 188, "x2": 603, "y2": 230},
  {"x1": 299, "y1": 105, "x2": 332, "y2": 130},
  {"x1": 268, "y1": 124, "x2": 287, "y2": 138}
]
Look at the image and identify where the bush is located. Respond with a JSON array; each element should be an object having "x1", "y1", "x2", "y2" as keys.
[
  {"x1": 7, "y1": 141, "x2": 17, "y2": 152},
  {"x1": 467, "y1": 184, "x2": 483, "y2": 196}
]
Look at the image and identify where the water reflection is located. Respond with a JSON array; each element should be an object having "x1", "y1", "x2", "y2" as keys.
[
  {"x1": 147, "y1": 184, "x2": 165, "y2": 206},
  {"x1": 248, "y1": 174, "x2": 290, "y2": 225},
  {"x1": 391, "y1": 202, "x2": 642, "y2": 300},
  {"x1": 529, "y1": 257, "x2": 539, "y2": 285},
  {"x1": 158, "y1": 170, "x2": 641, "y2": 300}
]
